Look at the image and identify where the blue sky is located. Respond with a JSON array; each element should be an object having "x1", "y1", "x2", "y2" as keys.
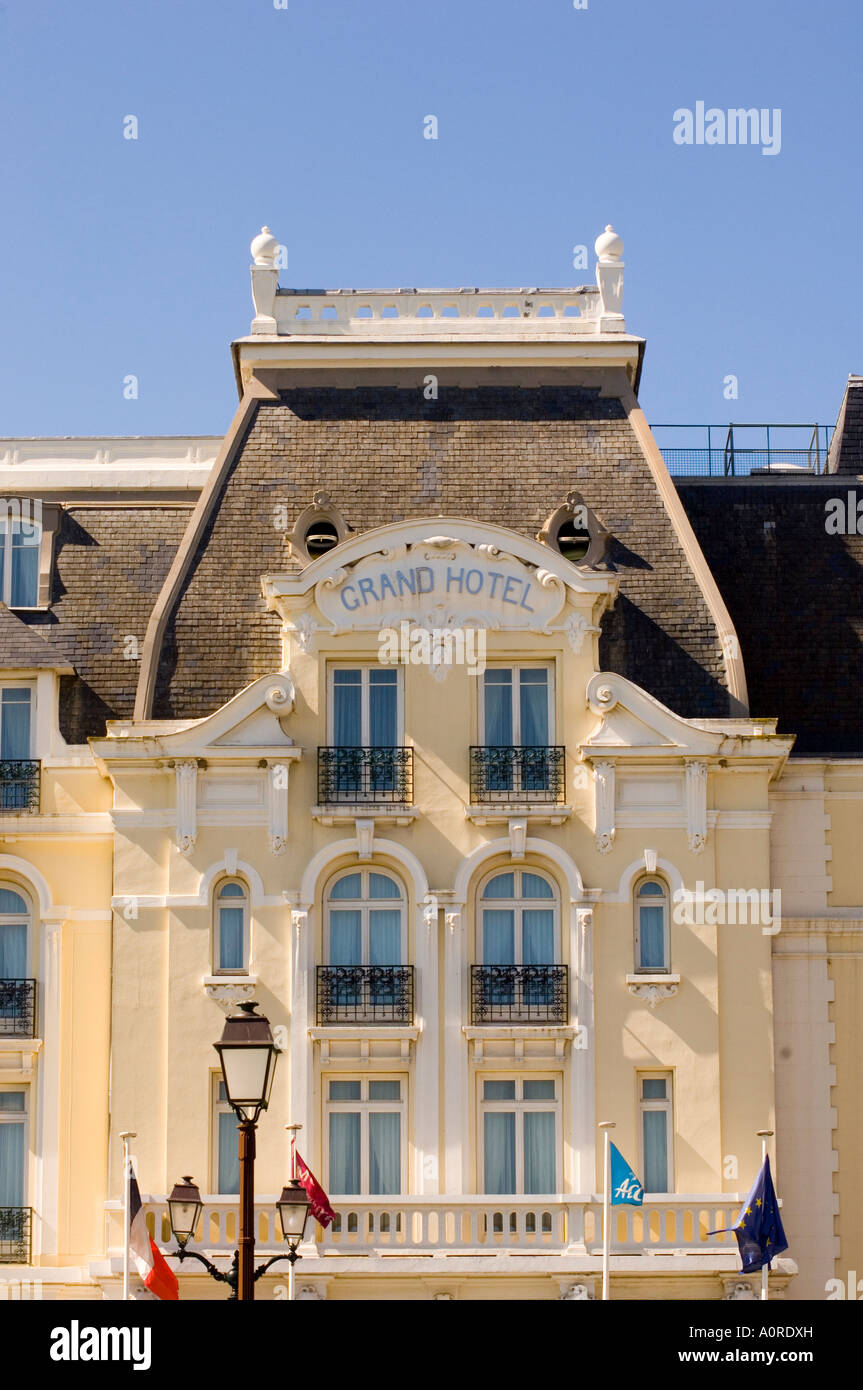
[{"x1": 0, "y1": 0, "x2": 858, "y2": 439}]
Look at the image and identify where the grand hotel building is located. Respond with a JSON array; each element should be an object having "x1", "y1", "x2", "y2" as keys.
[{"x1": 0, "y1": 225, "x2": 861, "y2": 1301}]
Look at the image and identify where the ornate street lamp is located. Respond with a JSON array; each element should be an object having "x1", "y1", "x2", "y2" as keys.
[
  {"x1": 215, "y1": 1001, "x2": 279, "y2": 1300},
  {"x1": 166, "y1": 1172, "x2": 311, "y2": 1300}
]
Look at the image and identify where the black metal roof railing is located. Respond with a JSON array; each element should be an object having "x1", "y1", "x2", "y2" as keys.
[{"x1": 655, "y1": 424, "x2": 834, "y2": 477}]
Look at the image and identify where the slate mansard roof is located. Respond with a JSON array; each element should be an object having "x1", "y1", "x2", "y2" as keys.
[{"x1": 147, "y1": 375, "x2": 731, "y2": 724}]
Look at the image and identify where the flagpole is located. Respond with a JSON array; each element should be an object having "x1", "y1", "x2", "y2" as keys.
[
  {"x1": 599, "y1": 1121, "x2": 615, "y2": 1302},
  {"x1": 119, "y1": 1131, "x2": 136, "y2": 1301},
  {"x1": 286, "y1": 1124, "x2": 302, "y2": 1302},
  {"x1": 757, "y1": 1129, "x2": 773, "y2": 1302}
]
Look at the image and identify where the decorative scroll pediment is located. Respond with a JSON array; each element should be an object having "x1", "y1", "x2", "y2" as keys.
[
  {"x1": 581, "y1": 674, "x2": 724, "y2": 755},
  {"x1": 263, "y1": 517, "x2": 619, "y2": 646}
]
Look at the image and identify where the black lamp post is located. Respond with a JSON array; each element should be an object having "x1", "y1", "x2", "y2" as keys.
[
  {"x1": 163, "y1": 1002, "x2": 312, "y2": 1301},
  {"x1": 166, "y1": 1172, "x2": 311, "y2": 1299},
  {"x1": 213, "y1": 1001, "x2": 279, "y2": 1300}
]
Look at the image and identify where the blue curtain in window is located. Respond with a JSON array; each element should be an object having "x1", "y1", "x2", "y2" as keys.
[
  {"x1": 218, "y1": 908, "x2": 244, "y2": 971},
  {"x1": 369, "y1": 671, "x2": 397, "y2": 747},
  {"x1": 484, "y1": 671, "x2": 513, "y2": 745},
  {"x1": 329, "y1": 1112, "x2": 361, "y2": 1193},
  {"x1": 524, "y1": 1112, "x2": 555, "y2": 1193},
  {"x1": 0, "y1": 1121, "x2": 24, "y2": 1206},
  {"x1": 0, "y1": 924, "x2": 26, "y2": 978},
  {"x1": 218, "y1": 1112, "x2": 240, "y2": 1194},
  {"x1": 483, "y1": 909, "x2": 514, "y2": 963},
  {"x1": 330, "y1": 910, "x2": 362, "y2": 965},
  {"x1": 522, "y1": 910, "x2": 554, "y2": 962},
  {"x1": 642, "y1": 1110, "x2": 668, "y2": 1191},
  {"x1": 519, "y1": 672, "x2": 548, "y2": 746},
  {"x1": 369, "y1": 1112, "x2": 400, "y2": 1194},
  {"x1": 484, "y1": 1112, "x2": 516, "y2": 1194},
  {"x1": 333, "y1": 673, "x2": 362, "y2": 747},
  {"x1": 1, "y1": 690, "x2": 31, "y2": 760},
  {"x1": 10, "y1": 530, "x2": 39, "y2": 609},
  {"x1": 369, "y1": 910, "x2": 400, "y2": 963},
  {"x1": 639, "y1": 906, "x2": 665, "y2": 969}
]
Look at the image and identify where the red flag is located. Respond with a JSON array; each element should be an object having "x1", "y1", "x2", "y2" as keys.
[
  {"x1": 293, "y1": 1141, "x2": 336, "y2": 1229},
  {"x1": 128, "y1": 1165, "x2": 179, "y2": 1301}
]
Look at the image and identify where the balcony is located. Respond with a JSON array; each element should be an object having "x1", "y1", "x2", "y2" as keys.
[
  {"x1": 317, "y1": 747, "x2": 413, "y2": 806},
  {"x1": 0, "y1": 980, "x2": 36, "y2": 1037},
  {"x1": 0, "y1": 1207, "x2": 32, "y2": 1264},
  {"x1": 471, "y1": 965, "x2": 569, "y2": 1025},
  {"x1": 134, "y1": 1194, "x2": 744, "y2": 1259},
  {"x1": 0, "y1": 761, "x2": 40, "y2": 814},
  {"x1": 470, "y1": 746, "x2": 565, "y2": 805},
  {"x1": 317, "y1": 966, "x2": 415, "y2": 1025}
]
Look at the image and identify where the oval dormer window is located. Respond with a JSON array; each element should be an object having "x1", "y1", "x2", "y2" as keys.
[
  {"x1": 304, "y1": 520, "x2": 340, "y2": 558},
  {"x1": 554, "y1": 516, "x2": 591, "y2": 563}
]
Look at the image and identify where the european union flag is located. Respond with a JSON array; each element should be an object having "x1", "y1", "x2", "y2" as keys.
[
  {"x1": 610, "y1": 1142, "x2": 643, "y2": 1206},
  {"x1": 732, "y1": 1156, "x2": 788, "y2": 1272}
]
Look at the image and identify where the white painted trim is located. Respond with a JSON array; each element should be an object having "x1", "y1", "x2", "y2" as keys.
[
  {"x1": 452, "y1": 836, "x2": 586, "y2": 904},
  {"x1": 604, "y1": 856, "x2": 685, "y2": 904},
  {"x1": 299, "y1": 837, "x2": 430, "y2": 906}
]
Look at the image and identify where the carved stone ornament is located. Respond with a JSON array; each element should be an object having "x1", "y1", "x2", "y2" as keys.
[
  {"x1": 722, "y1": 1279, "x2": 758, "y2": 1301},
  {"x1": 314, "y1": 536, "x2": 566, "y2": 633},
  {"x1": 537, "y1": 490, "x2": 611, "y2": 569},
  {"x1": 628, "y1": 981, "x2": 678, "y2": 1009},
  {"x1": 287, "y1": 492, "x2": 353, "y2": 567}
]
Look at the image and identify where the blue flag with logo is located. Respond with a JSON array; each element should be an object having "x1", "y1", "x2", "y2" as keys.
[
  {"x1": 730, "y1": 1156, "x2": 788, "y2": 1272},
  {"x1": 610, "y1": 1142, "x2": 643, "y2": 1206}
]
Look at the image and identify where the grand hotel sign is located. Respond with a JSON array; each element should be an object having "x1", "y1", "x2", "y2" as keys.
[{"x1": 263, "y1": 529, "x2": 618, "y2": 645}]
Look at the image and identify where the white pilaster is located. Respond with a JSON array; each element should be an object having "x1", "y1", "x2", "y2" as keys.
[
  {"x1": 593, "y1": 761, "x2": 616, "y2": 854},
  {"x1": 289, "y1": 906, "x2": 314, "y2": 1158},
  {"x1": 685, "y1": 760, "x2": 708, "y2": 854},
  {"x1": 35, "y1": 919, "x2": 63, "y2": 1258},
  {"x1": 174, "y1": 760, "x2": 198, "y2": 856},
  {"x1": 571, "y1": 906, "x2": 595, "y2": 1196},
  {"x1": 414, "y1": 898, "x2": 440, "y2": 1194},
  {"x1": 267, "y1": 761, "x2": 289, "y2": 856},
  {"x1": 443, "y1": 906, "x2": 467, "y2": 1193}
]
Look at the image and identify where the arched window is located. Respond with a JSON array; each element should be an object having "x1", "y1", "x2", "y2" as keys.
[
  {"x1": 214, "y1": 880, "x2": 249, "y2": 974},
  {"x1": 0, "y1": 886, "x2": 32, "y2": 1035},
  {"x1": 474, "y1": 869, "x2": 563, "y2": 1023},
  {"x1": 325, "y1": 869, "x2": 405, "y2": 966},
  {"x1": 479, "y1": 869, "x2": 558, "y2": 965},
  {"x1": 634, "y1": 878, "x2": 670, "y2": 972}
]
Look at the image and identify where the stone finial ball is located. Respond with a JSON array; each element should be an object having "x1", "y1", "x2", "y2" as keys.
[
  {"x1": 594, "y1": 224, "x2": 623, "y2": 262},
  {"x1": 251, "y1": 226, "x2": 279, "y2": 266}
]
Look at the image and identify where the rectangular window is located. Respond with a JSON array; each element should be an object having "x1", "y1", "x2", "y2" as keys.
[
  {"x1": 0, "y1": 518, "x2": 40, "y2": 609},
  {"x1": 481, "y1": 667, "x2": 551, "y2": 747},
  {"x1": 213, "y1": 1079, "x2": 240, "y2": 1194},
  {"x1": 326, "y1": 1076, "x2": 405, "y2": 1195},
  {"x1": 0, "y1": 1089, "x2": 27, "y2": 1208},
  {"x1": 331, "y1": 667, "x2": 399, "y2": 747},
  {"x1": 639, "y1": 1073, "x2": 673, "y2": 1192},
  {"x1": 0, "y1": 688, "x2": 32, "y2": 760},
  {"x1": 480, "y1": 1076, "x2": 558, "y2": 1195}
]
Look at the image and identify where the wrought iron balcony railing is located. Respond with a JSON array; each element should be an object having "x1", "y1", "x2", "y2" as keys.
[
  {"x1": 470, "y1": 746, "x2": 565, "y2": 803},
  {"x1": 0, "y1": 979, "x2": 36, "y2": 1037},
  {"x1": 0, "y1": 1207, "x2": 32, "y2": 1264},
  {"x1": 0, "y1": 761, "x2": 40, "y2": 814},
  {"x1": 471, "y1": 964, "x2": 569, "y2": 1024},
  {"x1": 318, "y1": 747, "x2": 413, "y2": 804},
  {"x1": 317, "y1": 966, "x2": 415, "y2": 1025}
]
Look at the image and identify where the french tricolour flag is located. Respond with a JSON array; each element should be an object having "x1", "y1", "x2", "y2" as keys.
[{"x1": 128, "y1": 1164, "x2": 179, "y2": 1301}]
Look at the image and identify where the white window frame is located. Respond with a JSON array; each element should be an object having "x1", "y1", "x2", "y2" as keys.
[
  {"x1": 638, "y1": 1070, "x2": 674, "y2": 1193},
  {"x1": 325, "y1": 868, "x2": 407, "y2": 964},
  {"x1": 324, "y1": 1074, "x2": 407, "y2": 1195},
  {"x1": 0, "y1": 883, "x2": 32, "y2": 978},
  {"x1": 476, "y1": 867, "x2": 560, "y2": 964},
  {"x1": 633, "y1": 876, "x2": 670, "y2": 974},
  {"x1": 327, "y1": 664, "x2": 403, "y2": 746},
  {"x1": 0, "y1": 1084, "x2": 29, "y2": 1207},
  {"x1": 478, "y1": 1074, "x2": 560, "y2": 1195},
  {"x1": 478, "y1": 663, "x2": 554, "y2": 746},
  {"x1": 212, "y1": 878, "x2": 250, "y2": 975},
  {"x1": 211, "y1": 1074, "x2": 239, "y2": 1194}
]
